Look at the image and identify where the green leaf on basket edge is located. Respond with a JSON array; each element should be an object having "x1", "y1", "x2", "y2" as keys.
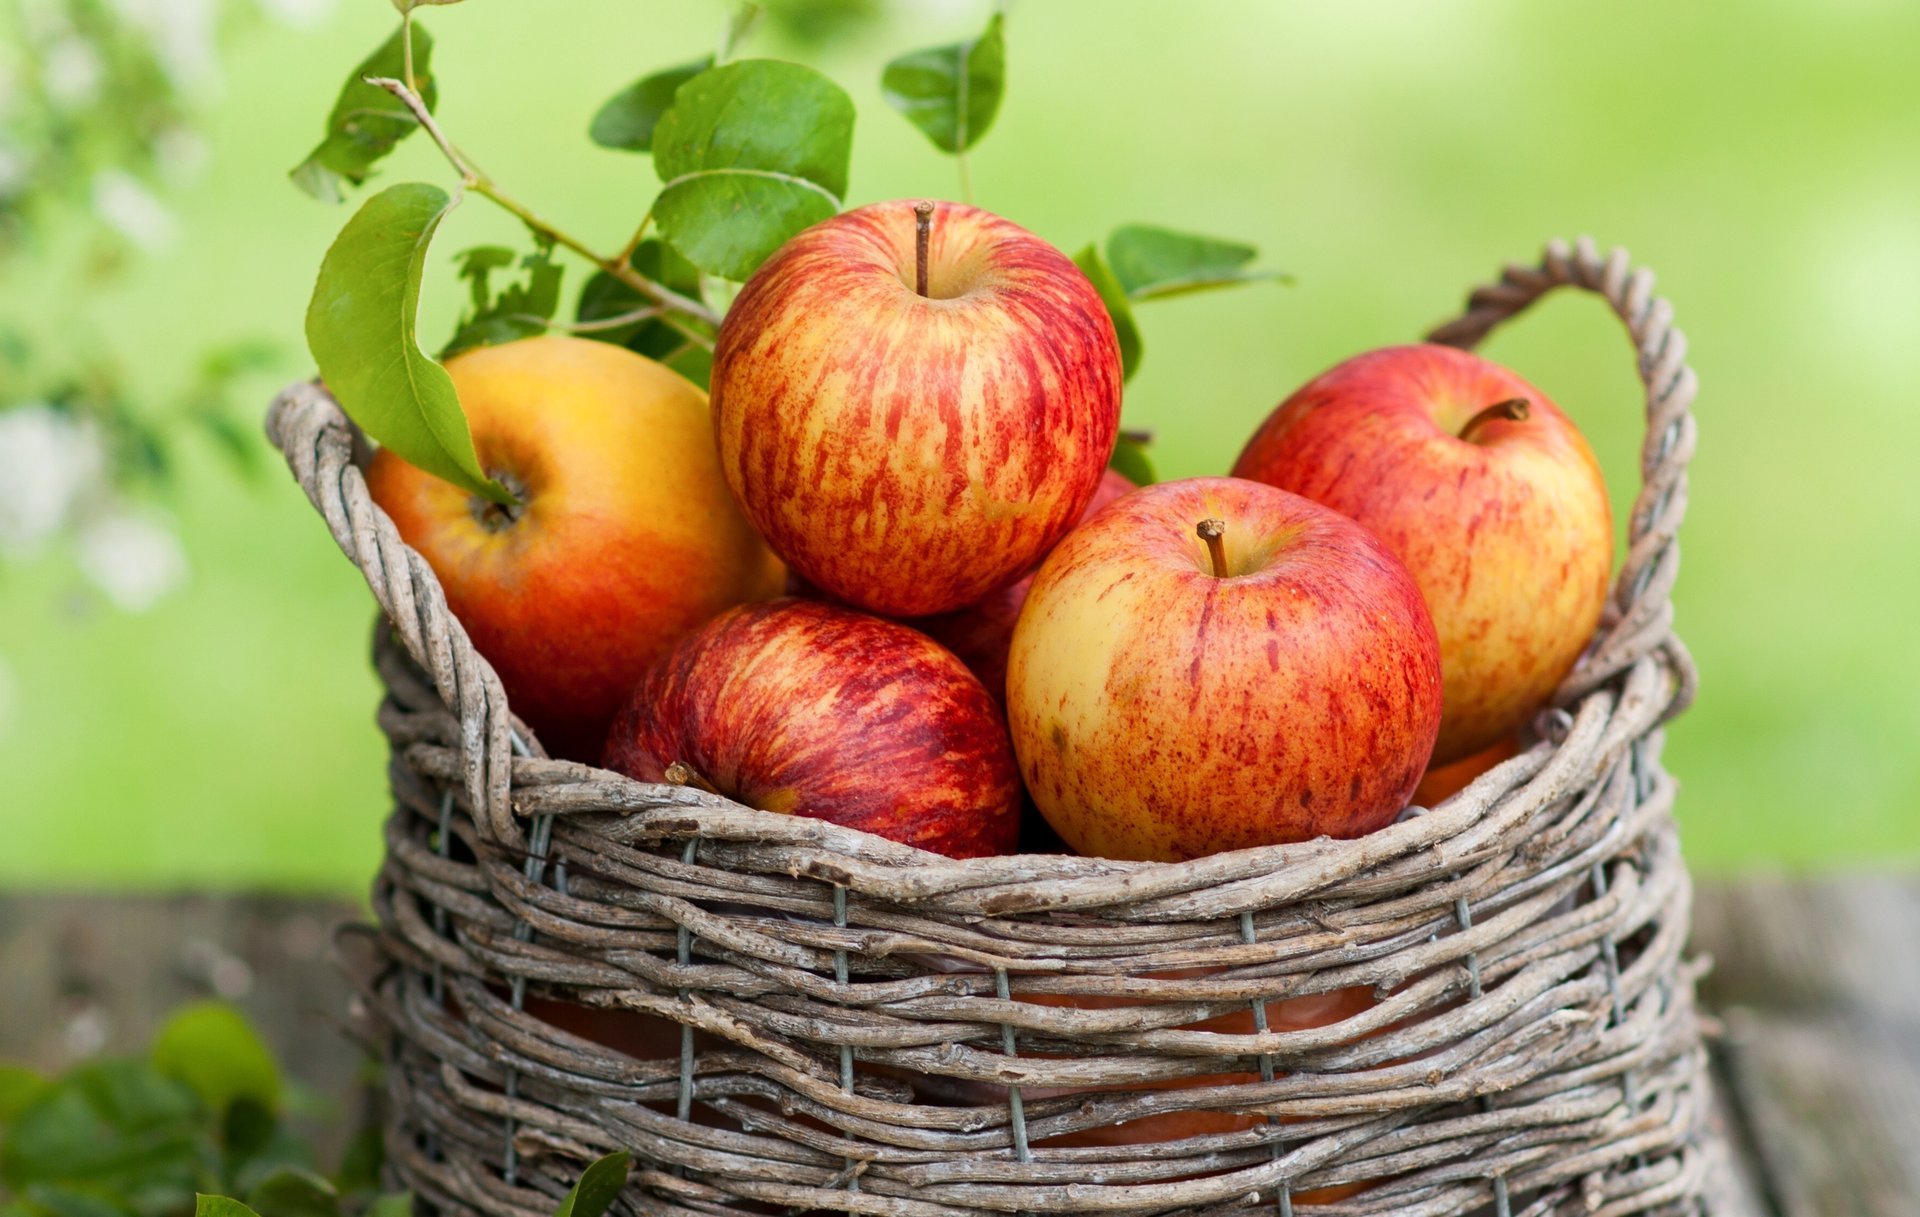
[
  {"x1": 196, "y1": 1197, "x2": 262, "y2": 1217},
  {"x1": 290, "y1": 23, "x2": 437, "y2": 203},
  {"x1": 1107, "y1": 433, "x2": 1156, "y2": 486},
  {"x1": 150, "y1": 1003, "x2": 280, "y2": 1117},
  {"x1": 1072, "y1": 243, "x2": 1142, "y2": 383},
  {"x1": 880, "y1": 11, "x2": 1005, "y2": 154},
  {"x1": 364, "y1": 1193, "x2": 412, "y2": 1217},
  {"x1": 1106, "y1": 224, "x2": 1288, "y2": 301},
  {"x1": 305, "y1": 182, "x2": 510, "y2": 504},
  {"x1": 589, "y1": 57, "x2": 712, "y2": 152},
  {"x1": 551, "y1": 1153, "x2": 630, "y2": 1217},
  {"x1": 443, "y1": 239, "x2": 564, "y2": 357},
  {"x1": 650, "y1": 59, "x2": 853, "y2": 281}
]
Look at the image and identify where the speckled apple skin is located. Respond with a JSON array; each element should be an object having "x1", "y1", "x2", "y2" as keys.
[
  {"x1": 1007, "y1": 477, "x2": 1443, "y2": 862},
  {"x1": 917, "y1": 468, "x2": 1137, "y2": 703},
  {"x1": 366, "y1": 336, "x2": 784, "y2": 762},
  {"x1": 710, "y1": 200, "x2": 1123, "y2": 618},
  {"x1": 1233, "y1": 344, "x2": 1612, "y2": 764},
  {"x1": 604, "y1": 598, "x2": 1021, "y2": 859}
]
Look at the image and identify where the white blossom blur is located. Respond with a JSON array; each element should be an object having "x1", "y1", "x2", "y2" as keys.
[
  {"x1": 41, "y1": 34, "x2": 104, "y2": 108},
  {"x1": 92, "y1": 169, "x2": 179, "y2": 250},
  {"x1": 108, "y1": 0, "x2": 220, "y2": 92},
  {"x1": 0, "y1": 405, "x2": 108, "y2": 557},
  {"x1": 75, "y1": 509, "x2": 189, "y2": 612},
  {"x1": 153, "y1": 125, "x2": 211, "y2": 185},
  {"x1": 255, "y1": 0, "x2": 335, "y2": 30}
]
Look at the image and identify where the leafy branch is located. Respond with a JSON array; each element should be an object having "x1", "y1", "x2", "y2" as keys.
[{"x1": 364, "y1": 76, "x2": 721, "y2": 334}]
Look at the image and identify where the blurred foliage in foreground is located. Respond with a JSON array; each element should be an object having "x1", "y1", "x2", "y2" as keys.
[{"x1": 0, "y1": 1000, "x2": 629, "y2": 1217}]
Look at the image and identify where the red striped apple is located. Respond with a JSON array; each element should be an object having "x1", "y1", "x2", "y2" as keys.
[
  {"x1": 366, "y1": 336, "x2": 783, "y2": 761},
  {"x1": 1232, "y1": 344, "x2": 1611, "y2": 763},
  {"x1": 1007, "y1": 477, "x2": 1442, "y2": 861},
  {"x1": 916, "y1": 467, "x2": 1137, "y2": 702},
  {"x1": 709, "y1": 199, "x2": 1123, "y2": 617},
  {"x1": 604, "y1": 598, "x2": 1020, "y2": 859}
]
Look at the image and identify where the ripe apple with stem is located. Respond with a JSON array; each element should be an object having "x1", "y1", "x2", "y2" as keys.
[
  {"x1": 604, "y1": 598, "x2": 1020, "y2": 859},
  {"x1": 1007, "y1": 477, "x2": 1443, "y2": 861},
  {"x1": 365, "y1": 336, "x2": 783, "y2": 761},
  {"x1": 1233, "y1": 344, "x2": 1612, "y2": 763},
  {"x1": 710, "y1": 199, "x2": 1124, "y2": 617}
]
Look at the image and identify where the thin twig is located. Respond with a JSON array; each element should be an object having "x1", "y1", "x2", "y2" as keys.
[
  {"x1": 614, "y1": 211, "x2": 655, "y2": 269},
  {"x1": 363, "y1": 76, "x2": 723, "y2": 331},
  {"x1": 366, "y1": 75, "x2": 471, "y2": 184},
  {"x1": 532, "y1": 306, "x2": 664, "y2": 334}
]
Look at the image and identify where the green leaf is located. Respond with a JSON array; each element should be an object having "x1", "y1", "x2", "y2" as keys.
[
  {"x1": 245, "y1": 1168, "x2": 338, "y2": 1217},
  {"x1": 651, "y1": 59, "x2": 853, "y2": 280},
  {"x1": 364, "y1": 1194, "x2": 411, "y2": 1217},
  {"x1": 290, "y1": 24, "x2": 437, "y2": 203},
  {"x1": 551, "y1": 1153, "x2": 629, "y2": 1217},
  {"x1": 1105, "y1": 225, "x2": 1288, "y2": 301},
  {"x1": 589, "y1": 58, "x2": 711, "y2": 153},
  {"x1": 195, "y1": 1199, "x2": 262, "y2": 1217},
  {"x1": 0, "y1": 1064, "x2": 46, "y2": 1125},
  {"x1": 1108, "y1": 434, "x2": 1157, "y2": 486},
  {"x1": 444, "y1": 240, "x2": 564, "y2": 357},
  {"x1": 305, "y1": 183, "x2": 509, "y2": 504},
  {"x1": 881, "y1": 12, "x2": 1005, "y2": 154},
  {"x1": 151, "y1": 1003, "x2": 280, "y2": 1118},
  {"x1": 331, "y1": 1127, "x2": 383, "y2": 1197},
  {"x1": 1072, "y1": 244, "x2": 1142, "y2": 383},
  {"x1": 0, "y1": 1062, "x2": 203, "y2": 1202},
  {"x1": 219, "y1": 1097, "x2": 277, "y2": 1163},
  {"x1": 20, "y1": 1184, "x2": 136, "y2": 1217},
  {"x1": 576, "y1": 238, "x2": 711, "y2": 381}
]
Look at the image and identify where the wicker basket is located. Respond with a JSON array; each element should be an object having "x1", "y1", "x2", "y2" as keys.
[{"x1": 271, "y1": 237, "x2": 1723, "y2": 1216}]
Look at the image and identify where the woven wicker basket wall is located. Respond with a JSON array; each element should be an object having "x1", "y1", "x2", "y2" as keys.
[{"x1": 270, "y1": 238, "x2": 1723, "y2": 1216}]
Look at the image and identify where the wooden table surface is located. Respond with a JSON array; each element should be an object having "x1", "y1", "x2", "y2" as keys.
[{"x1": 4, "y1": 878, "x2": 1911, "y2": 1214}]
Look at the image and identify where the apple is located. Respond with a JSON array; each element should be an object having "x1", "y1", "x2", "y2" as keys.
[
  {"x1": 1414, "y1": 735, "x2": 1523, "y2": 807},
  {"x1": 603, "y1": 598, "x2": 1020, "y2": 859},
  {"x1": 365, "y1": 336, "x2": 784, "y2": 760},
  {"x1": 1232, "y1": 344, "x2": 1611, "y2": 764},
  {"x1": 1007, "y1": 477, "x2": 1442, "y2": 861},
  {"x1": 917, "y1": 467, "x2": 1137, "y2": 701},
  {"x1": 709, "y1": 199, "x2": 1124, "y2": 618}
]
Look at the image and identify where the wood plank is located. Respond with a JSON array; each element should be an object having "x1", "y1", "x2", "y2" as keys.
[
  {"x1": 0, "y1": 892, "x2": 367, "y2": 1155},
  {"x1": 1694, "y1": 875, "x2": 1920, "y2": 1217}
]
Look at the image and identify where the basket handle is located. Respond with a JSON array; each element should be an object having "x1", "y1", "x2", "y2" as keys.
[
  {"x1": 267, "y1": 380, "x2": 526, "y2": 847},
  {"x1": 1426, "y1": 236, "x2": 1698, "y2": 721}
]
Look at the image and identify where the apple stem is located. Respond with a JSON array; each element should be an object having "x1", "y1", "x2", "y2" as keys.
[
  {"x1": 664, "y1": 760, "x2": 720, "y2": 796},
  {"x1": 470, "y1": 470, "x2": 528, "y2": 532},
  {"x1": 1197, "y1": 518, "x2": 1229, "y2": 578},
  {"x1": 914, "y1": 200, "x2": 934, "y2": 297},
  {"x1": 1459, "y1": 397, "x2": 1531, "y2": 443}
]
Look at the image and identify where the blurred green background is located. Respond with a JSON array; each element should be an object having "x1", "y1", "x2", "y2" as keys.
[{"x1": 2, "y1": 0, "x2": 1915, "y2": 890}]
